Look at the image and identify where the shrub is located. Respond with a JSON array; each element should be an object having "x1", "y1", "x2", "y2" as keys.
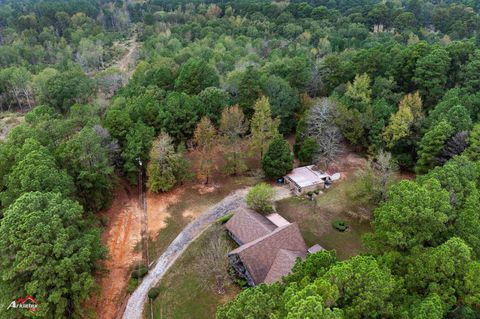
[
  {"x1": 298, "y1": 136, "x2": 318, "y2": 165},
  {"x1": 127, "y1": 278, "x2": 139, "y2": 293},
  {"x1": 332, "y1": 220, "x2": 348, "y2": 232},
  {"x1": 246, "y1": 183, "x2": 275, "y2": 214},
  {"x1": 217, "y1": 213, "x2": 234, "y2": 224},
  {"x1": 131, "y1": 264, "x2": 148, "y2": 279},
  {"x1": 100, "y1": 215, "x2": 109, "y2": 227},
  {"x1": 148, "y1": 287, "x2": 161, "y2": 300}
]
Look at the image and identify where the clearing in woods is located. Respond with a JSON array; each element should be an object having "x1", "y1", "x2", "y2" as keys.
[{"x1": 93, "y1": 175, "x2": 260, "y2": 319}]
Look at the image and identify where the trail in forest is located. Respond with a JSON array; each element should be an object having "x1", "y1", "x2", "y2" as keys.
[{"x1": 113, "y1": 35, "x2": 139, "y2": 77}]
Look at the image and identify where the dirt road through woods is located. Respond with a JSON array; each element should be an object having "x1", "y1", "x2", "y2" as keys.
[{"x1": 113, "y1": 36, "x2": 139, "y2": 77}]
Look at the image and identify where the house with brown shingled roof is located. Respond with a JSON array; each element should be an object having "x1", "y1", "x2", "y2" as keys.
[{"x1": 225, "y1": 208, "x2": 322, "y2": 286}]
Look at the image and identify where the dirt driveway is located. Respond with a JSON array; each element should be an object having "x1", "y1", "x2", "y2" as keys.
[{"x1": 93, "y1": 182, "x2": 143, "y2": 319}]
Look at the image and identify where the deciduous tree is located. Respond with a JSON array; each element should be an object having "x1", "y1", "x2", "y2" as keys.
[
  {"x1": 246, "y1": 183, "x2": 275, "y2": 214},
  {"x1": 249, "y1": 96, "x2": 279, "y2": 159},
  {"x1": 219, "y1": 105, "x2": 248, "y2": 175},
  {"x1": 345, "y1": 73, "x2": 372, "y2": 112},
  {"x1": 383, "y1": 93, "x2": 422, "y2": 148},
  {"x1": 465, "y1": 123, "x2": 480, "y2": 161},
  {"x1": 195, "y1": 226, "x2": 230, "y2": 295},
  {"x1": 57, "y1": 125, "x2": 117, "y2": 212},
  {"x1": 146, "y1": 132, "x2": 189, "y2": 193},
  {"x1": 416, "y1": 120, "x2": 453, "y2": 175}
]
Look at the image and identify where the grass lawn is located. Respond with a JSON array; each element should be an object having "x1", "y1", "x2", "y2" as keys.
[
  {"x1": 146, "y1": 226, "x2": 241, "y2": 319},
  {"x1": 148, "y1": 175, "x2": 259, "y2": 261},
  {"x1": 276, "y1": 175, "x2": 373, "y2": 260}
]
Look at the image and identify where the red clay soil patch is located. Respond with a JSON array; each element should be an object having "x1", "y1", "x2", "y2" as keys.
[
  {"x1": 192, "y1": 183, "x2": 220, "y2": 194},
  {"x1": 93, "y1": 181, "x2": 143, "y2": 319},
  {"x1": 146, "y1": 187, "x2": 186, "y2": 239}
]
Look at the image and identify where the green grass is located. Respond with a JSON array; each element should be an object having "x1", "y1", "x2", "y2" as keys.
[
  {"x1": 144, "y1": 174, "x2": 373, "y2": 318},
  {"x1": 276, "y1": 176, "x2": 373, "y2": 260},
  {"x1": 148, "y1": 175, "x2": 259, "y2": 261},
  {"x1": 146, "y1": 227, "x2": 240, "y2": 319}
]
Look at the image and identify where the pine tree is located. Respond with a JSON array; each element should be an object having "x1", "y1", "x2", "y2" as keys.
[
  {"x1": 262, "y1": 135, "x2": 294, "y2": 179},
  {"x1": 298, "y1": 137, "x2": 318, "y2": 165},
  {"x1": 465, "y1": 123, "x2": 480, "y2": 161},
  {"x1": 415, "y1": 121, "x2": 453, "y2": 174}
]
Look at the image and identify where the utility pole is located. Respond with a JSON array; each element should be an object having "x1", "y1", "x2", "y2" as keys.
[{"x1": 137, "y1": 158, "x2": 149, "y2": 268}]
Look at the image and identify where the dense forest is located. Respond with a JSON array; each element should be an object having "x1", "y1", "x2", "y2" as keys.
[{"x1": 0, "y1": 0, "x2": 479, "y2": 318}]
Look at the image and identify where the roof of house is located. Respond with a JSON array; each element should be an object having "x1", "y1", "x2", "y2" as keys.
[
  {"x1": 225, "y1": 207, "x2": 277, "y2": 245},
  {"x1": 229, "y1": 223, "x2": 308, "y2": 284},
  {"x1": 266, "y1": 213, "x2": 290, "y2": 227},
  {"x1": 263, "y1": 249, "x2": 306, "y2": 284},
  {"x1": 308, "y1": 244, "x2": 325, "y2": 254},
  {"x1": 286, "y1": 165, "x2": 329, "y2": 188}
]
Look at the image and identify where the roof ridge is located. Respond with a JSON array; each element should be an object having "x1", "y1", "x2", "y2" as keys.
[{"x1": 229, "y1": 223, "x2": 297, "y2": 255}]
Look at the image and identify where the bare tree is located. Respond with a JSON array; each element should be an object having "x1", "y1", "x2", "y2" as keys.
[
  {"x1": 306, "y1": 98, "x2": 343, "y2": 169},
  {"x1": 372, "y1": 150, "x2": 398, "y2": 201},
  {"x1": 95, "y1": 67, "x2": 127, "y2": 97},
  {"x1": 315, "y1": 126, "x2": 343, "y2": 169},
  {"x1": 306, "y1": 98, "x2": 337, "y2": 137},
  {"x1": 76, "y1": 39, "x2": 104, "y2": 72},
  {"x1": 195, "y1": 226, "x2": 230, "y2": 295},
  {"x1": 353, "y1": 150, "x2": 398, "y2": 205}
]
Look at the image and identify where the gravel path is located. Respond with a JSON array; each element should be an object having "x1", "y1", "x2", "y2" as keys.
[
  {"x1": 121, "y1": 185, "x2": 292, "y2": 319},
  {"x1": 121, "y1": 188, "x2": 249, "y2": 319}
]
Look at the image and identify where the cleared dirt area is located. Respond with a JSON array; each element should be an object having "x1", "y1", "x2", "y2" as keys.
[
  {"x1": 146, "y1": 187, "x2": 186, "y2": 239},
  {"x1": 93, "y1": 175, "x2": 259, "y2": 319},
  {"x1": 93, "y1": 181, "x2": 143, "y2": 319},
  {"x1": 147, "y1": 176, "x2": 260, "y2": 261}
]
